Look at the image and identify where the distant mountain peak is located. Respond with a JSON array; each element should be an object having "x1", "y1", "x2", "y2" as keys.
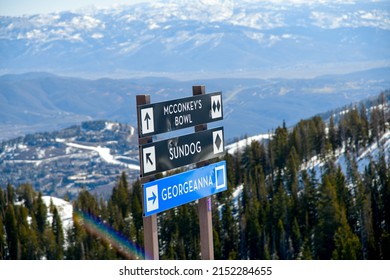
[{"x1": 1, "y1": 1, "x2": 389, "y2": 77}]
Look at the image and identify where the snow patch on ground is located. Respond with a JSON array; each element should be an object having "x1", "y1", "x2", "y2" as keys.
[
  {"x1": 302, "y1": 130, "x2": 390, "y2": 178},
  {"x1": 226, "y1": 134, "x2": 270, "y2": 155},
  {"x1": 42, "y1": 196, "x2": 73, "y2": 231},
  {"x1": 64, "y1": 142, "x2": 140, "y2": 171}
]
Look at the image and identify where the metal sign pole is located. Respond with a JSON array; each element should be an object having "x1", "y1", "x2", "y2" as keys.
[
  {"x1": 193, "y1": 85, "x2": 214, "y2": 260},
  {"x1": 136, "y1": 95, "x2": 159, "y2": 260}
]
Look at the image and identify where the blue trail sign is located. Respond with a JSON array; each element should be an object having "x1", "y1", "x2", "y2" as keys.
[{"x1": 143, "y1": 161, "x2": 227, "y2": 216}]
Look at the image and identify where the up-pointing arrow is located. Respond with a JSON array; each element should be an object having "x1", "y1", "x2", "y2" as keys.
[
  {"x1": 141, "y1": 107, "x2": 154, "y2": 134},
  {"x1": 144, "y1": 112, "x2": 151, "y2": 130}
]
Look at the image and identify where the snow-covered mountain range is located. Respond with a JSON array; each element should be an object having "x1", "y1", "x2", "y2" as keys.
[
  {"x1": 1, "y1": 0, "x2": 389, "y2": 141},
  {"x1": 1, "y1": 0, "x2": 389, "y2": 78}
]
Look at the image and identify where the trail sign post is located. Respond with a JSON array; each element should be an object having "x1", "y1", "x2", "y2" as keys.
[
  {"x1": 136, "y1": 95, "x2": 158, "y2": 260},
  {"x1": 193, "y1": 85, "x2": 214, "y2": 260},
  {"x1": 136, "y1": 86, "x2": 225, "y2": 260}
]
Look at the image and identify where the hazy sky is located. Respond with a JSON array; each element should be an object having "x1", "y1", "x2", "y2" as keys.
[
  {"x1": 0, "y1": 0, "x2": 150, "y2": 16},
  {"x1": 0, "y1": 1, "x2": 363, "y2": 16}
]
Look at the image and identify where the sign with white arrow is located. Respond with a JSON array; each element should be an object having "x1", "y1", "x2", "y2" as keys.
[
  {"x1": 140, "y1": 107, "x2": 154, "y2": 135},
  {"x1": 143, "y1": 161, "x2": 227, "y2": 216},
  {"x1": 137, "y1": 92, "x2": 223, "y2": 137},
  {"x1": 140, "y1": 127, "x2": 225, "y2": 177},
  {"x1": 142, "y1": 146, "x2": 156, "y2": 174}
]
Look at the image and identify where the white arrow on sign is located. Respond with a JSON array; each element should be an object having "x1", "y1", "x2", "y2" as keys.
[
  {"x1": 143, "y1": 146, "x2": 156, "y2": 174},
  {"x1": 146, "y1": 184, "x2": 159, "y2": 212},
  {"x1": 213, "y1": 130, "x2": 224, "y2": 154},
  {"x1": 140, "y1": 107, "x2": 154, "y2": 134},
  {"x1": 211, "y1": 95, "x2": 222, "y2": 119}
]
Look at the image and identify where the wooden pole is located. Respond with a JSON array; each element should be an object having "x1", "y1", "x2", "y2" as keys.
[
  {"x1": 193, "y1": 85, "x2": 214, "y2": 260},
  {"x1": 136, "y1": 94, "x2": 159, "y2": 260}
]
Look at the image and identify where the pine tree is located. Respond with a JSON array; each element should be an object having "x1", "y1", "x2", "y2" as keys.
[
  {"x1": 29, "y1": 214, "x2": 44, "y2": 258},
  {"x1": 51, "y1": 206, "x2": 64, "y2": 259},
  {"x1": 74, "y1": 189, "x2": 99, "y2": 216},
  {"x1": 364, "y1": 160, "x2": 383, "y2": 258},
  {"x1": 211, "y1": 197, "x2": 222, "y2": 259},
  {"x1": 16, "y1": 205, "x2": 39, "y2": 259},
  {"x1": 378, "y1": 92, "x2": 387, "y2": 134},
  {"x1": 380, "y1": 230, "x2": 390, "y2": 259},
  {"x1": 6, "y1": 184, "x2": 15, "y2": 205},
  {"x1": 359, "y1": 104, "x2": 369, "y2": 148},
  {"x1": 65, "y1": 214, "x2": 87, "y2": 260},
  {"x1": 177, "y1": 203, "x2": 200, "y2": 259},
  {"x1": 315, "y1": 174, "x2": 341, "y2": 259},
  {"x1": 291, "y1": 217, "x2": 301, "y2": 259},
  {"x1": 286, "y1": 147, "x2": 300, "y2": 226},
  {"x1": 289, "y1": 127, "x2": 302, "y2": 161},
  {"x1": 378, "y1": 155, "x2": 390, "y2": 235},
  {"x1": 45, "y1": 228, "x2": 57, "y2": 260},
  {"x1": 35, "y1": 192, "x2": 47, "y2": 234},
  {"x1": 99, "y1": 197, "x2": 109, "y2": 223},
  {"x1": 299, "y1": 237, "x2": 313, "y2": 260},
  {"x1": 16, "y1": 184, "x2": 34, "y2": 212},
  {"x1": 335, "y1": 166, "x2": 356, "y2": 232},
  {"x1": 110, "y1": 204, "x2": 125, "y2": 232},
  {"x1": 111, "y1": 172, "x2": 130, "y2": 218},
  {"x1": 221, "y1": 195, "x2": 239, "y2": 259},
  {"x1": 0, "y1": 216, "x2": 5, "y2": 259},
  {"x1": 4, "y1": 204, "x2": 18, "y2": 259},
  {"x1": 224, "y1": 153, "x2": 237, "y2": 198},
  {"x1": 300, "y1": 169, "x2": 318, "y2": 237},
  {"x1": 272, "y1": 123, "x2": 289, "y2": 169},
  {"x1": 0, "y1": 188, "x2": 5, "y2": 218},
  {"x1": 34, "y1": 193, "x2": 49, "y2": 258},
  {"x1": 332, "y1": 210, "x2": 361, "y2": 260},
  {"x1": 271, "y1": 173, "x2": 288, "y2": 259},
  {"x1": 130, "y1": 179, "x2": 143, "y2": 245},
  {"x1": 370, "y1": 107, "x2": 381, "y2": 142},
  {"x1": 349, "y1": 155, "x2": 377, "y2": 259},
  {"x1": 160, "y1": 209, "x2": 177, "y2": 259},
  {"x1": 243, "y1": 178, "x2": 262, "y2": 259},
  {"x1": 328, "y1": 115, "x2": 337, "y2": 153},
  {"x1": 275, "y1": 219, "x2": 287, "y2": 259},
  {"x1": 313, "y1": 116, "x2": 327, "y2": 156}
]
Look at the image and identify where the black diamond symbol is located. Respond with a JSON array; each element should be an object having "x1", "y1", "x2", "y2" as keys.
[
  {"x1": 215, "y1": 134, "x2": 222, "y2": 150},
  {"x1": 213, "y1": 100, "x2": 221, "y2": 113}
]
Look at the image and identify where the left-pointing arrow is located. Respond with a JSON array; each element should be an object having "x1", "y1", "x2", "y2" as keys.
[{"x1": 148, "y1": 191, "x2": 157, "y2": 204}]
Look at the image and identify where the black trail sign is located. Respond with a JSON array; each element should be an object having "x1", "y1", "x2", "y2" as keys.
[
  {"x1": 137, "y1": 92, "x2": 223, "y2": 137},
  {"x1": 140, "y1": 126, "x2": 225, "y2": 177}
]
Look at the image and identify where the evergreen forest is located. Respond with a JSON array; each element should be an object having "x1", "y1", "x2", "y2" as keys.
[{"x1": 1, "y1": 92, "x2": 390, "y2": 260}]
